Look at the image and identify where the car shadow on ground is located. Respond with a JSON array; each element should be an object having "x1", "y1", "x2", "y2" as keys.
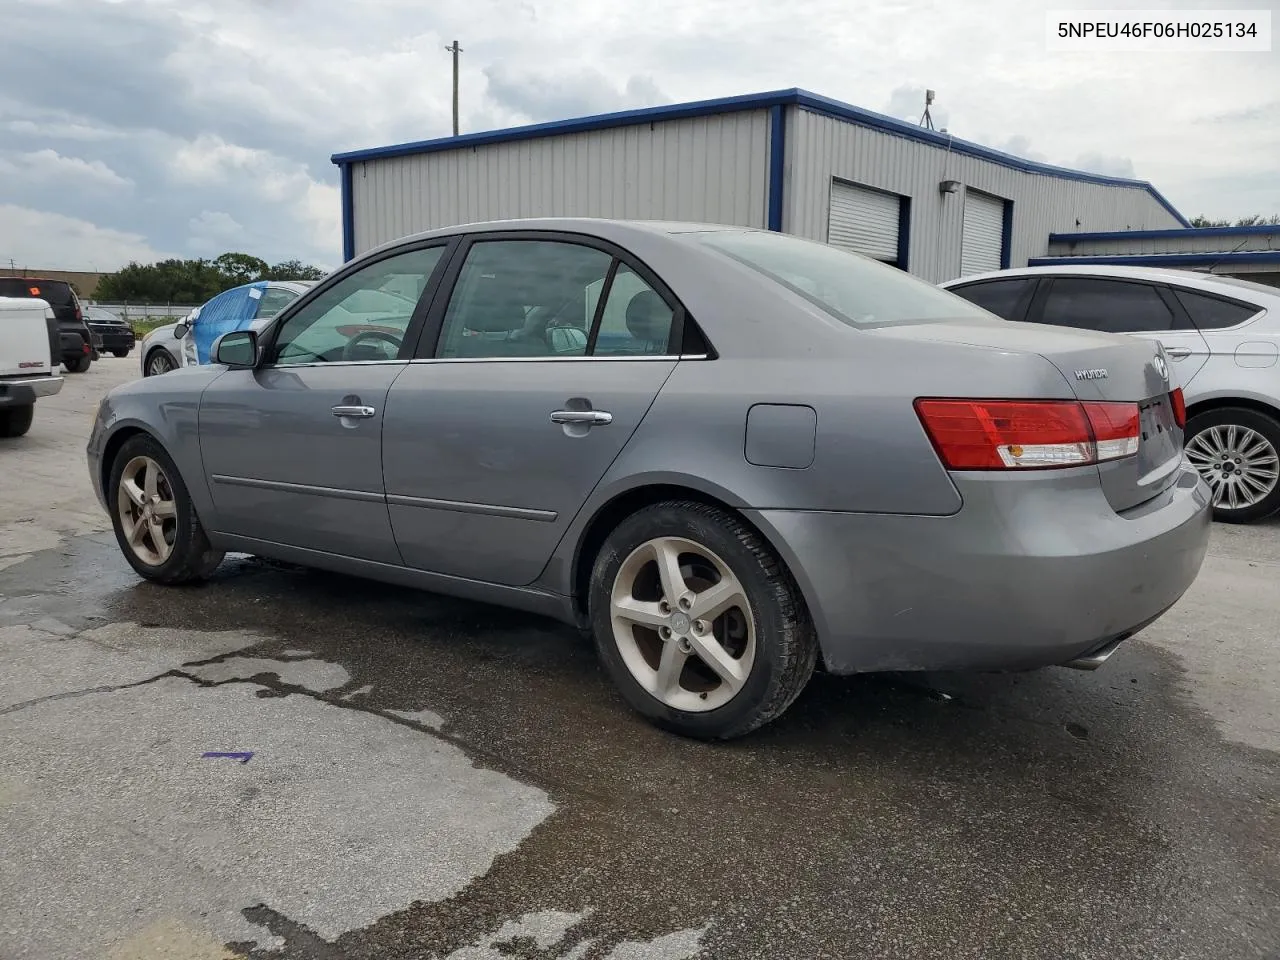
[{"x1": 6, "y1": 537, "x2": 1279, "y2": 959}]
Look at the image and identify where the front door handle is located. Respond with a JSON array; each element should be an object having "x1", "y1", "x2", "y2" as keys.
[
  {"x1": 1164, "y1": 347, "x2": 1193, "y2": 359},
  {"x1": 332, "y1": 404, "x2": 376, "y2": 419},
  {"x1": 550, "y1": 409, "x2": 613, "y2": 426}
]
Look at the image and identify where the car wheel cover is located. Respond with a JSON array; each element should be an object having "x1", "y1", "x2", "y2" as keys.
[
  {"x1": 117, "y1": 455, "x2": 178, "y2": 565},
  {"x1": 609, "y1": 536, "x2": 756, "y2": 713},
  {"x1": 1186, "y1": 424, "x2": 1280, "y2": 510},
  {"x1": 147, "y1": 352, "x2": 173, "y2": 376}
]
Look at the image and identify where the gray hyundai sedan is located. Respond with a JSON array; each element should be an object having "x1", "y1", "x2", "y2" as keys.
[{"x1": 87, "y1": 219, "x2": 1212, "y2": 739}]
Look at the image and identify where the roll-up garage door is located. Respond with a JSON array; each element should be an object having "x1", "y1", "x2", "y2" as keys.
[
  {"x1": 828, "y1": 180, "x2": 900, "y2": 262},
  {"x1": 960, "y1": 190, "x2": 1005, "y2": 276}
]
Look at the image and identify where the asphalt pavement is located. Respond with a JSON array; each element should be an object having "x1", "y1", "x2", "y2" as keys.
[{"x1": 1, "y1": 357, "x2": 1277, "y2": 960}]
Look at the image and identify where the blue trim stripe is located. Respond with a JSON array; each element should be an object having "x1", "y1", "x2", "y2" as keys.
[
  {"x1": 329, "y1": 87, "x2": 1189, "y2": 228},
  {"x1": 767, "y1": 105, "x2": 786, "y2": 231},
  {"x1": 1051, "y1": 224, "x2": 1280, "y2": 243},
  {"x1": 1029, "y1": 251, "x2": 1280, "y2": 267},
  {"x1": 340, "y1": 163, "x2": 355, "y2": 263},
  {"x1": 999, "y1": 200, "x2": 1014, "y2": 269}
]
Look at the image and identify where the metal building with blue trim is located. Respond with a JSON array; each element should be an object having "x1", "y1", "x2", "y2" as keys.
[{"x1": 331, "y1": 88, "x2": 1189, "y2": 284}]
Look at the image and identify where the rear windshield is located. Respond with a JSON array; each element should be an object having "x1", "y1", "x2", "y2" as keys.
[
  {"x1": 696, "y1": 230, "x2": 994, "y2": 328},
  {"x1": 0, "y1": 278, "x2": 74, "y2": 306}
]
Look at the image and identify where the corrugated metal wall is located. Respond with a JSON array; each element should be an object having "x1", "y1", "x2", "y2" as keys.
[
  {"x1": 1048, "y1": 230, "x2": 1280, "y2": 257},
  {"x1": 783, "y1": 108, "x2": 1184, "y2": 283},
  {"x1": 351, "y1": 110, "x2": 772, "y2": 255}
]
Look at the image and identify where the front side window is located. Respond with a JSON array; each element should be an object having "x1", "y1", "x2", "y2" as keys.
[
  {"x1": 697, "y1": 230, "x2": 993, "y2": 328},
  {"x1": 949, "y1": 278, "x2": 1036, "y2": 321},
  {"x1": 270, "y1": 247, "x2": 444, "y2": 365},
  {"x1": 1041, "y1": 278, "x2": 1177, "y2": 333},
  {"x1": 254, "y1": 286, "x2": 301, "y2": 320},
  {"x1": 436, "y1": 240, "x2": 614, "y2": 359}
]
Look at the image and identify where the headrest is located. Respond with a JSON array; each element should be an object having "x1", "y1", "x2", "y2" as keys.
[{"x1": 625, "y1": 290, "x2": 671, "y2": 344}]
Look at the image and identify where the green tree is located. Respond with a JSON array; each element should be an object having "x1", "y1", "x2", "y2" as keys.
[
  {"x1": 1189, "y1": 214, "x2": 1280, "y2": 228},
  {"x1": 213, "y1": 252, "x2": 269, "y2": 283},
  {"x1": 93, "y1": 252, "x2": 328, "y2": 303},
  {"x1": 265, "y1": 259, "x2": 326, "y2": 281}
]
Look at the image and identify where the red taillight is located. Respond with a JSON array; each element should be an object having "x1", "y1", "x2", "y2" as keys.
[
  {"x1": 82, "y1": 342, "x2": 90, "y2": 354},
  {"x1": 1169, "y1": 387, "x2": 1186, "y2": 428},
  {"x1": 914, "y1": 398, "x2": 1141, "y2": 470}
]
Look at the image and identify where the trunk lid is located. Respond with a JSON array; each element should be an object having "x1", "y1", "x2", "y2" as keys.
[{"x1": 873, "y1": 319, "x2": 1183, "y2": 512}]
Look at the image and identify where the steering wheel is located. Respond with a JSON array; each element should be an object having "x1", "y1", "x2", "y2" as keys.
[{"x1": 342, "y1": 329, "x2": 403, "y2": 362}]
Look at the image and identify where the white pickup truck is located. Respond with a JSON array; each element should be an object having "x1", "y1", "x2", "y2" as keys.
[{"x1": 1, "y1": 296, "x2": 64, "y2": 438}]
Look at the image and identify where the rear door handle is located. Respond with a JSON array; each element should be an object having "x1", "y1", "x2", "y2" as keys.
[
  {"x1": 550, "y1": 409, "x2": 613, "y2": 426},
  {"x1": 332, "y1": 404, "x2": 377, "y2": 418},
  {"x1": 1164, "y1": 347, "x2": 1193, "y2": 359}
]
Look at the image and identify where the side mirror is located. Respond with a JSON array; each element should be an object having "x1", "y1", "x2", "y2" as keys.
[
  {"x1": 213, "y1": 330, "x2": 259, "y2": 368},
  {"x1": 173, "y1": 321, "x2": 189, "y2": 339}
]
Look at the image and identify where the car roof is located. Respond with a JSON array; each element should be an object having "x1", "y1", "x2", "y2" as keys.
[
  {"x1": 361, "y1": 217, "x2": 755, "y2": 258},
  {"x1": 943, "y1": 264, "x2": 1280, "y2": 303}
]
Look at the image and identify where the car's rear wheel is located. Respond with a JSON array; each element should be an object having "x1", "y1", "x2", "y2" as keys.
[
  {"x1": 65, "y1": 354, "x2": 91, "y2": 373},
  {"x1": 1184, "y1": 407, "x2": 1280, "y2": 523},
  {"x1": 589, "y1": 500, "x2": 817, "y2": 740},
  {"x1": 108, "y1": 435, "x2": 225, "y2": 584},
  {"x1": 0, "y1": 405, "x2": 34, "y2": 438},
  {"x1": 111, "y1": 349, "x2": 130, "y2": 358},
  {"x1": 145, "y1": 349, "x2": 176, "y2": 376}
]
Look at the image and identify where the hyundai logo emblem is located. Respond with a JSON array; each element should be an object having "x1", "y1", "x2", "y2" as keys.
[{"x1": 1152, "y1": 354, "x2": 1169, "y2": 382}]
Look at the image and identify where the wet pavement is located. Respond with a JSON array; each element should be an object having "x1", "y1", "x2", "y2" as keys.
[{"x1": 1, "y1": 358, "x2": 1278, "y2": 959}]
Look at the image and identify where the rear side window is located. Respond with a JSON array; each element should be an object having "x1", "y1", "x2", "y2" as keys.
[
  {"x1": 949, "y1": 278, "x2": 1036, "y2": 321},
  {"x1": 1172, "y1": 288, "x2": 1260, "y2": 330},
  {"x1": 0, "y1": 278, "x2": 73, "y2": 307},
  {"x1": 1039, "y1": 278, "x2": 1180, "y2": 333}
]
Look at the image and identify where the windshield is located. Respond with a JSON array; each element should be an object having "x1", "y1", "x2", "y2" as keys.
[{"x1": 696, "y1": 230, "x2": 995, "y2": 328}]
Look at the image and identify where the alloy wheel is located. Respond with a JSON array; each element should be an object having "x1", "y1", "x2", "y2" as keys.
[
  {"x1": 147, "y1": 351, "x2": 175, "y2": 376},
  {"x1": 116, "y1": 455, "x2": 178, "y2": 565},
  {"x1": 1186, "y1": 424, "x2": 1280, "y2": 511},
  {"x1": 609, "y1": 536, "x2": 756, "y2": 713}
]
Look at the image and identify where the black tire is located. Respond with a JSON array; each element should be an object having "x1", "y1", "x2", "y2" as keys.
[
  {"x1": 107, "y1": 434, "x2": 225, "y2": 584},
  {"x1": 0, "y1": 405, "x2": 34, "y2": 439},
  {"x1": 588, "y1": 500, "x2": 818, "y2": 740},
  {"x1": 145, "y1": 348, "x2": 176, "y2": 376},
  {"x1": 1185, "y1": 407, "x2": 1280, "y2": 524},
  {"x1": 65, "y1": 354, "x2": 91, "y2": 373},
  {"x1": 111, "y1": 349, "x2": 130, "y2": 358}
]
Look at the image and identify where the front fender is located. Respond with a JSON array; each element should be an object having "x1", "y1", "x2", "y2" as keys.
[{"x1": 87, "y1": 368, "x2": 223, "y2": 528}]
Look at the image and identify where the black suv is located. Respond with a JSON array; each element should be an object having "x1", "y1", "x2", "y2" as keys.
[{"x1": 0, "y1": 277, "x2": 97, "y2": 372}]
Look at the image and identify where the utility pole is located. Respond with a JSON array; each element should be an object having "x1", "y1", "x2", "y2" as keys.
[{"x1": 445, "y1": 40, "x2": 463, "y2": 136}]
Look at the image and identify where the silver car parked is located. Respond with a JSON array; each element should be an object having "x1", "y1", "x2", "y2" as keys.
[
  {"x1": 87, "y1": 220, "x2": 1211, "y2": 739},
  {"x1": 944, "y1": 265, "x2": 1280, "y2": 523}
]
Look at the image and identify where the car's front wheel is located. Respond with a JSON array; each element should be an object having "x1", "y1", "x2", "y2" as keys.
[
  {"x1": 1185, "y1": 407, "x2": 1280, "y2": 523},
  {"x1": 589, "y1": 500, "x2": 818, "y2": 740},
  {"x1": 145, "y1": 349, "x2": 176, "y2": 376},
  {"x1": 108, "y1": 434, "x2": 225, "y2": 583}
]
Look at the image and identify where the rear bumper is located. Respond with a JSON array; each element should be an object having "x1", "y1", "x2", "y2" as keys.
[
  {"x1": 0, "y1": 374, "x2": 63, "y2": 406},
  {"x1": 748, "y1": 460, "x2": 1212, "y2": 674},
  {"x1": 59, "y1": 331, "x2": 90, "y2": 358}
]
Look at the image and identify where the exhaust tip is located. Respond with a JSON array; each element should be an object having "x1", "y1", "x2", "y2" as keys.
[{"x1": 1063, "y1": 633, "x2": 1132, "y2": 671}]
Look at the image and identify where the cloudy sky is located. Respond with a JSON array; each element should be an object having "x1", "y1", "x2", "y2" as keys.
[{"x1": 1, "y1": 0, "x2": 1276, "y2": 272}]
